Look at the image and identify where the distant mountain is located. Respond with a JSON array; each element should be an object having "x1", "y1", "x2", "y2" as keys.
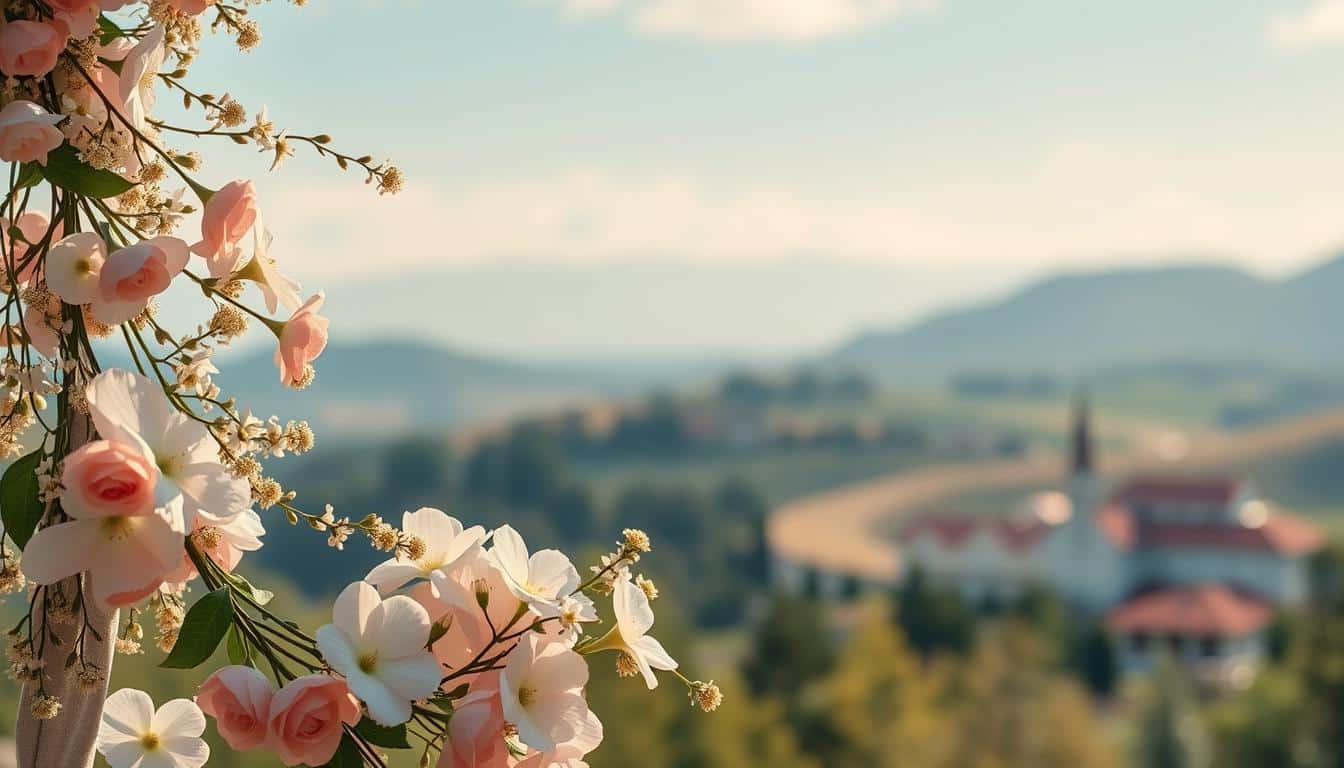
[
  {"x1": 202, "y1": 339, "x2": 716, "y2": 439},
  {"x1": 828, "y1": 254, "x2": 1344, "y2": 377}
]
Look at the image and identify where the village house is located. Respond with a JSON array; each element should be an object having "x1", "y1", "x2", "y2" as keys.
[{"x1": 899, "y1": 401, "x2": 1325, "y2": 684}]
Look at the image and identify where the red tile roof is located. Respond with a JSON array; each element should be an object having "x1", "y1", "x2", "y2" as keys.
[
  {"x1": 900, "y1": 514, "x2": 1050, "y2": 552},
  {"x1": 1106, "y1": 585, "x2": 1273, "y2": 637},
  {"x1": 1095, "y1": 504, "x2": 1324, "y2": 556},
  {"x1": 901, "y1": 516, "x2": 977, "y2": 548},
  {"x1": 1110, "y1": 476, "x2": 1244, "y2": 506}
]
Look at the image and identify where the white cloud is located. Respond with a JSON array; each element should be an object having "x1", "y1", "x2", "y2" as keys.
[
  {"x1": 547, "y1": 0, "x2": 624, "y2": 17},
  {"x1": 537, "y1": 0, "x2": 934, "y2": 43},
  {"x1": 263, "y1": 138, "x2": 1344, "y2": 281},
  {"x1": 633, "y1": 0, "x2": 935, "y2": 43},
  {"x1": 1267, "y1": 0, "x2": 1344, "y2": 50}
]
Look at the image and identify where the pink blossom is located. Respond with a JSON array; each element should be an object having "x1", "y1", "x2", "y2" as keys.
[
  {"x1": 50, "y1": 0, "x2": 101, "y2": 38},
  {"x1": 439, "y1": 674, "x2": 508, "y2": 768},
  {"x1": 1, "y1": 211, "x2": 61, "y2": 285},
  {"x1": 164, "y1": 0, "x2": 217, "y2": 15},
  {"x1": 192, "y1": 179, "x2": 257, "y2": 276},
  {"x1": 19, "y1": 304, "x2": 59, "y2": 357},
  {"x1": 265, "y1": 675, "x2": 359, "y2": 767},
  {"x1": 23, "y1": 437, "x2": 185, "y2": 607},
  {"x1": 410, "y1": 580, "x2": 492, "y2": 686},
  {"x1": 274, "y1": 292, "x2": 329, "y2": 386},
  {"x1": 165, "y1": 509, "x2": 264, "y2": 584},
  {"x1": 0, "y1": 100, "x2": 64, "y2": 166},
  {"x1": 92, "y1": 236, "x2": 189, "y2": 325},
  {"x1": 196, "y1": 665, "x2": 274, "y2": 751},
  {"x1": 0, "y1": 20, "x2": 68, "y2": 78}
]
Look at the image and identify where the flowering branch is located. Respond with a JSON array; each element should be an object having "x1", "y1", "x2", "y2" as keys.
[{"x1": 0, "y1": 1, "x2": 716, "y2": 766}]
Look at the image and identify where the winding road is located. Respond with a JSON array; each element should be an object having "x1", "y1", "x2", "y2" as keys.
[{"x1": 768, "y1": 406, "x2": 1344, "y2": 583}]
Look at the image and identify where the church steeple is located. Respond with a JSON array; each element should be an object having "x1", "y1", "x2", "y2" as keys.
[{"x1": 1071, "y1": 392, "x2": 1094, "y2": 476}]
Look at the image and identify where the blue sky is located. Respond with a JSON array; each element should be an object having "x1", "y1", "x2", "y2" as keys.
[{"x1": 176, "y1": 0, "x2": 1344, "y2": 357}]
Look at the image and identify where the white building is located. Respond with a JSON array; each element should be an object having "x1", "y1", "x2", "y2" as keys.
[{"x1": 900, "y1": 400, "x2": 1325, "y2": 683}]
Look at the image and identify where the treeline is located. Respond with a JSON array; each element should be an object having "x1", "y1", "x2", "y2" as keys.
[
  {"x1": 748, "y1": 547, "x2": 1344, "y2": 768},
  {"x1": 635, "y1": 587, "x2": 1126, "y2": 768},
  {"x1": 716, "y1": 367, "x2": 876, "y2": 406}
]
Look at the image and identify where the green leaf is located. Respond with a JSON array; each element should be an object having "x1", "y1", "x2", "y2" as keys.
[
  {"x1": 1, "y1": 451, "x2": 44, "y2": 550},
  {"x1": 355, "y1": 718, "x2": 409, "y2": 749},
  {"x1": 221, "y1": 570, "x2": 273, "y2": 606},
  {"x1": 38, "y1": 145, "x2": 135, "y2": 199},
  {"x1": 95, "y1": 15, "x2": 124, "y2": 45},
  {"x1": 160, "y1": 588, "x2": 233, "y2": 669},
  {"x1": 14, "y1": 163, "x2": 42, "y2": 191},
  {"x1": 225, "y1": 625, "x2": 251, "y2": 666},
  {"x1": 321, "y1": 734, "x2": 363, "y2": 768}
]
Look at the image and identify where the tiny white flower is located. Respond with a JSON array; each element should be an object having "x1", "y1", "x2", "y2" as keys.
[
  {"x1": 174, "y1": 350, "x2": 217, "y2": 397},
  {"x1": 589, "y1": 573, "x2": 678, "y2": 689},
  {"x1": 554, "y1": 593, "x2": 598, "y2": 647},
  {"x1": 365, "y1": 507, "x2": 486, "y2": 595},
  {"x1": 491, "y1": 524, "x2": 579, "y2": 617},
  {"x1": 96, "y1": 688, "x2": 209, "y2": 768}
]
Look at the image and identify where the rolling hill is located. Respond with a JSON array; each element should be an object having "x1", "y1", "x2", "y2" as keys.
[
  {"x1": 828, "y1": 253, "x2": 1344, "y2": 377},
  {"x1": 176, "y1": 339, "x2": 718, "y2": 439}
]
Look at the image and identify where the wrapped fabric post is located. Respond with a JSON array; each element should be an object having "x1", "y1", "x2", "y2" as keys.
[{"x1": 15, "y1": 417, "x2": 116, "y2": 768}]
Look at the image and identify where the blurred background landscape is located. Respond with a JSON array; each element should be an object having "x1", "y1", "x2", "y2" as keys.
[{"x1": 14, "y1": 0, "x2": 1344, "y2": 765}]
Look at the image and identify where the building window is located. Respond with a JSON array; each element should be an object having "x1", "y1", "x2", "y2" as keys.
[{"x1": 1200, "y1": 636, "x2": 1220, "y2": 658}]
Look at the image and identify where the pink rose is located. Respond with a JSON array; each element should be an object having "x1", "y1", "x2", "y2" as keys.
[
  {"x1": 61, "y1": 440, "x2": 157, "y2": 520},
  {"x1": 266, "y1": 675, "x2": 359, "y2": 767},
  {"x1": 52, "y1": 1, "x2": 101, "y2": 39},
  {"x1": 2, "y1": 211, "x2": 61, "y2": 286},
  {"x1": 165, "y1": 0, "x2": 217, "y2": 15},
  {"x1": 0, "y1": 100, "x2": 64, "y2": 166},
  {"x1": 192, "y1": 179, "x2": 257, "y2": 276},
  {"x1": 0, "y1": 20, "x2": 68, "y2": 78},
  {"x1": 197, "y1": 665, "x2": 274, "y2": 751},
  {"x1": 274, "y1": 293, "x2": 329, "y2": 386},
  {"x1": 440, "y1": 675, "x2": 507, "y2": 768},
  {"x1": 93, "y1": 236, "x2": 189, "y2": 325}
]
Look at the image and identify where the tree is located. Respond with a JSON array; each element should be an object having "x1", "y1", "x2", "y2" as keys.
[
  {"x1": 1132, "y1": 657, "x2": 1210, "y2": 768},
  {"x1": 822, "y1": 619, "x2": 953, "y2": 767},
  {"x1": 941, "y1": 624, "x2": 1121, "y2": 768},
  {"x1": 1296, "y1": 545, "x2": 1344, "y2": 766},
  {"x1": 462, "y1": 424, "x2": 564, "y2": 507},
  {"x1": 381, "y1": 435, "x2": 453, "y2": 500},
  {"x1": 893, "y1": 566, "x2": 975, "y2": 658},
  {"x1": 1068, "y1": 622, "x2": 1119, "y2": 697},
  {"x1": 743, "y1": 594, "x2": 835, "y2": 701},
  {"x1": 1208, "y1": 669, "x2": 1311, "y2": 768}
]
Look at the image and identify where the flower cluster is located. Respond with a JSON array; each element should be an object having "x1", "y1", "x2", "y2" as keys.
[
  {"x1": 95, "y1": 512, "x2": 711, "y2": 768},
  {"x1": 0, "y1": 1, "x2": 716, "y2": 765}
]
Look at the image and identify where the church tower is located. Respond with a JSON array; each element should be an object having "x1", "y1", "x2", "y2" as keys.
[
  {"x1": 1046, "y1": 391, "x2": 1121, "y2": 611},
  {"x1": 1071, "y1": 392, "x2": 1094, "y2": 478},
  {"x1": 1067, "y1": 393, "x2": 1100, "y2": 535}
]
